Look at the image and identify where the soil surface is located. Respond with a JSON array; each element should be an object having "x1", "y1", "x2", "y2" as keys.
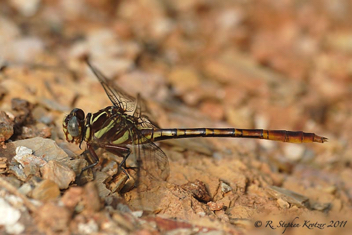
[{"x1": 0, "y1": 0, "x2": 351, "y2": 234}]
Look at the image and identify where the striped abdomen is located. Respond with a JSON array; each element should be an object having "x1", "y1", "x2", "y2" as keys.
[{"x1": 141, "y1": 128, "x2": 327, "y2": 143}]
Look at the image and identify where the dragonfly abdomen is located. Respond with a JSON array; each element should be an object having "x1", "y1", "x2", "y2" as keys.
[{"x1": 142, "y1": 128, "x2": 327, "y2": 143}]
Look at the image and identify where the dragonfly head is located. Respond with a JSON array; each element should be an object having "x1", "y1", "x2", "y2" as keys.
[{"x1": 63, "y1": 108, "x2": 85, "y2": 145}]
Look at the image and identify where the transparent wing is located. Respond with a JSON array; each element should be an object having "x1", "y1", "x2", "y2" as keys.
[
  {"x1": 133, "y1": 130, "x2": 170, "y2": 181},
  {"x1": 86, "y1": 60, "x2": 136, "y2": 113},
  {"x1": 134, "y1": 94, "x2": 160, "y2": 129},
  {"x1": 86, "y1": 60, "x2": 160, "y2": 128},
  {"x1": 86, "y1": 60, "x2": 168, "y2": 180}
]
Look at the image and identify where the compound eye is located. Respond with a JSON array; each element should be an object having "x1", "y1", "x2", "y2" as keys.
[
  {"x1": 67, "y1": 116, "x2": 80, "y2": 137},
  {"x1": 72, "y1": 108, "x2": 85, "y2": 121}
]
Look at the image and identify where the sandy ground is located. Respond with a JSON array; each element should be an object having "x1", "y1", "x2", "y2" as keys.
[{"x1": 0, "y1": 0, "x2": 351, "y2": 234}]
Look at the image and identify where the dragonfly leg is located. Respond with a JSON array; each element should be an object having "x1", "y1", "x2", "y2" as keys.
[
  {"x1": 76, "y1": 144, "x2": 100, "y2": 178},
  {"x1": 105, "y1": 144, "x2": 131, "y2": 179}
]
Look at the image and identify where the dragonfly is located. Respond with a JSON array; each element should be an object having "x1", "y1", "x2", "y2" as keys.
[{"x1": 62, "y1": 60, "x2": 328, "y2": 181}]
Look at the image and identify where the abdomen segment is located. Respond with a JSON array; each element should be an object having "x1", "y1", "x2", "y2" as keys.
[{"x1": 141, "y1": 128, "x2": 327, "y2": 143}]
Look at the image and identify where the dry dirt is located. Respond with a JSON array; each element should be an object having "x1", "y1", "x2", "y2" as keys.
[{"x1": 0, "y1": 0, "x2": 352, "y2": 234}]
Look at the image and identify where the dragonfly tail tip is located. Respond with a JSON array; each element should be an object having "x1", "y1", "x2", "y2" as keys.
[
  {"x1": 313, "y1": 134, "x2": 328, "y2": 143},
  {"x1": 318, "y1": 136, "x2": 328, "y2": 143}
]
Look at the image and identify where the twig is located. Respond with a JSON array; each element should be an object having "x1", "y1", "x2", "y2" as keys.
[{"x1": 0, "y1": 177, "x2": 38, "y2": 212}]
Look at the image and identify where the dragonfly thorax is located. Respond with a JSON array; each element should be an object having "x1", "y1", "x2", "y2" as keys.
[
  {"x1": 84, "y1": 106, "x2": 136, "y2": 145},
  {"x1": 63, "y1": 108, "x2": 86, "y2": 144}
]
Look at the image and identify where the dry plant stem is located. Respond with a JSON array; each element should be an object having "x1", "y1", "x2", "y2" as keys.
[{"x1": 0, "y1": 177, "x2": 38, "y2": 212}]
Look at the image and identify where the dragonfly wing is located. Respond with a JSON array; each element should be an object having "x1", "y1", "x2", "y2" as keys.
[
  {"x1": 86, "y1": 60, "x2": 137, "y2": 113},
  {"x1": 85, "y1": 59, "x2": 168, "y2": 180},
  {"x1": 133, "y1": 94, "x2": 160, "y2": 129},
  {"x1": 134, "y1": 130, "x2": 170, "y2": 181}
]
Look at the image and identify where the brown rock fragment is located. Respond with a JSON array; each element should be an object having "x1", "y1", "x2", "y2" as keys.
[
  {"x1": 61, "y1": 186, "x2": 84, "y2": 211},
  {"x1": 40, "y1": 160, "x2": 76, "y2": 189},
  {"x1": 180, "y1": 180, "x2": 212, "y2": 202},
  {"x1": 0, "y1": 111, "x2": 13, "y2": 147},
  {"x1": 82, "y1": 182, "x2": 102, "y2": 213},
  {"x1": 207, "y1": 201, "x2": 225, "y2": 211},
  {"x1": 31, "y1": 179, "x2": 60, "y2": 201},
  {"x1": 266, "y1": 185, "x2": 310, "y2": 208},
  {"x1": 36, "y1": 201, "x2": 72, "y2": 233},
  {"x1": 0, "y1": 157, "x2": 8, "y2": 173}
]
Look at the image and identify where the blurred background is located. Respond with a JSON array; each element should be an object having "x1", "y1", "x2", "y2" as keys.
[
  {"x1": 1, "y1": 0, "x2": 351, "y2": 134},
  {"x1": 0, "y1": 0, "x2": 352, "y2": 234}
]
